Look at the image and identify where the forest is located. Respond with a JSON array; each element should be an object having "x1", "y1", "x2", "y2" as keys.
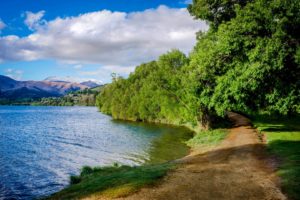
[
  {"x1": 0, "y1": 86, "x2": 102, "y2": 106},
  {"x1": 48, "y1": 1, "x2": 300, "y2": 199},
  {"x1": 32, "y1": 87, "x2": 102, "y2": 106},
  {"x1": 97, "y1": 0, "x2": 300, "y2": 129}
]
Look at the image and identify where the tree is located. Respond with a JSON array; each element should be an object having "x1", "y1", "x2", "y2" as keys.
[
  {"x1": 188, "y1": 0, "x2": 251, "y2": 29},
  {"x1": 97, "y1": 0, "x2": 300, "y2": 129},
  {"x1": 188, "y1": 0, "x2": 300, "y2": 118},
  {"x1": 97, "y1": 50, "x2": 190, "y2": 124}
]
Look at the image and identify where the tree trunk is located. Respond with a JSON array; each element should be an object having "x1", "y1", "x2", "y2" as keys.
[{"x1": 199, "y1": 108, "x2": 212, "y2": 130}]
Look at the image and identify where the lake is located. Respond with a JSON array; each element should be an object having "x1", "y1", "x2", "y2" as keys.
[{"x1": 0, "y1": 106, "x2": 192, "y2": 200}]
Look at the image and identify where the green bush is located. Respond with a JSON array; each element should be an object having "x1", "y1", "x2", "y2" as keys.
[
  {"x1": 47, "y1": 163, "x2": 174, "y2": 199},
  {"x1": 186, "y1": 129, "x2": 228, "y2": 148},
  {"x1": 70, "y1": 175, "x2": 81, "y2": 185}
]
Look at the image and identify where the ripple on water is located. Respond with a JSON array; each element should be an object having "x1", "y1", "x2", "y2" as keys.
[{"x1": 0, "y1": 106, "x2": 192, "y2": 199}]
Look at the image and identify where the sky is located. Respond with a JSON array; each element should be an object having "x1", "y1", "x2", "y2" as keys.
[{"x1": 0, "y1": 0, "x2": 207, "y2": 83}]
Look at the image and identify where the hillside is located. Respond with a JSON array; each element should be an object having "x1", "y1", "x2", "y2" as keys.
[
  {"x1": 32, "y1": 86, "x2": 103, "y2": 106},
  {"x1": 0, "y1": 75, "x2": 101, "y2": 104}
]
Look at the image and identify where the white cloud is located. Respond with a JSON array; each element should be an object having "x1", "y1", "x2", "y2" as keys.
[
  {"x1": 103, "y1": 65, "x2": 135, "y2": 75},
  {"x1": 44, "y1": 75, "x2": 102, "y2": 84},
  {"x1": 0, "y1": 19, "x2": 6, "y2": 33},
  {"x1": 79, "y1": 65, "x2": 134, "y2": 76},
  {"x1": 24, "y1": 10, "x2": 46, "y2": 31},
  {"x1": 5, "y1": 69, "x2": 24, "y2": 80},
  {"x1": 77, "y1": 65, "x2": 135, "y2": 83},
  {"x1": 73, "y1": 64, "x2": 83, "y2": 69},
  {"x1": 5, "y1": 68, "x2": 13, "y2": 73},
  {"x1": 1, "y1": 6, "x2": 207, "y2": 83},
  {"x1": 181, "y1": 0, "x2": 192, "y2": 5},
  {"x1": 0, "y1": 6, "x2": 207, "y2": 67}
]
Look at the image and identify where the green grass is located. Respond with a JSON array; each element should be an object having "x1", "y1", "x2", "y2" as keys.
[
  {"x1": 253, "y1": 115, "x2": 300, "y2": 200},
  {"x1": 46, "y1": 163, "x2": 174, "y2": 200},
  {"x1": 46, "y1": 128, "x2": 229, "y2": 199},
  {"x1": 186, "y1": 129, "x2": 228, "y2": 149}
]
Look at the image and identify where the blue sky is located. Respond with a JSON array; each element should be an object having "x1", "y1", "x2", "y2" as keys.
[{"x1": 0, "y1": 0, "x2": 206, "y2": 83}]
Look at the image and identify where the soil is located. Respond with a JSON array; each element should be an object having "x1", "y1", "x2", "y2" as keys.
[
  {"x1": 91, "y1": 112, "x2": 287, "y2": 200},
  {"x1": 88, "y1": 112, "x2": 287, "y2": 200}
]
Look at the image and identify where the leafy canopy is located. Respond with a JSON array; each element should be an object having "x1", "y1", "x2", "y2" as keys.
[{"x1": 97, "y1": 0, "x2": 300, "y2": 128}]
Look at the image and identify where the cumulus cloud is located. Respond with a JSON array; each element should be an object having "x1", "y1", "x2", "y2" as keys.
[
  {"x1": 24, "y1": 10, "x2": 46, "y2": 30},
  {"x1": 5, "y1": 68, "x2": 24, "y2": 80},
  {"x1": 0, "y1": 19, "x2": 6, "y2": 33},
  {"x1": 181, "y1": 0, "x2": 192, "y2": 5},
  {"x1": 78, "y1": 65, "x2": 135, "y2": 78},
  {"x1": 73, "y1": 64, "x2": 83, "y2": 69},
  {"x1": 44, "y1": 75, "x2": 102, "y2": 84},
  {"x1": 0, "y1": 6, "x2": 207, "y2": 69}
]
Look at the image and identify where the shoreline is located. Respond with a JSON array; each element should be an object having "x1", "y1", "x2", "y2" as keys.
[
  {"x1": 112, "y1": 113, "x2": 286, "y2": 200},
  {"x1": 47, "y1": 113, "x2": 289, "y2": 200},
  {"x1": 45, "y1": 120, "x2": 225, "y2": 200}
]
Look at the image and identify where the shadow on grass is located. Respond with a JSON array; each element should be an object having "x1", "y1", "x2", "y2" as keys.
[
  {"x1": 253, "y1": 114, "x2": 300, "y2": 131},
  {"x1": 267, "y1": 140, "x2": 300, "y2": 200},
  {"x1": 253, "y1": 114, "x2": 300, "y2": 200},
  {"x1": 262, "y1": 127, "x2": 298, "y2": 132},
  {"x1": 45, "y1": 141, "x2": 300, "y2": 200}
]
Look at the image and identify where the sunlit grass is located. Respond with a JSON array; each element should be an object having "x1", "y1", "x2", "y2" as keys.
[
  {"x1": 186, "y1": 129, "x2": 228, "y2": 149},
  {"x1": 253, "y1": 115, "x2": 300, "y2": 200},
  {"x1": 46, "y1": 163, "x2": 174, "y2": 200}
]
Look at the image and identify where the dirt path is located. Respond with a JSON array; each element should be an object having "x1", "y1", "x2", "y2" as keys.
[{"x1": 114, "y1": 112, "x2": 286, "y2": 200}]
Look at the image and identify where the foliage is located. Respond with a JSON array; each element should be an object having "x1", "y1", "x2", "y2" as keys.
[
  {"x1": 253, "y1": 115, "x2": 300, "y2": 200},
  {"x1": 0, "y1": 87, "x2": 103, "y2": 106},
  {"x1": 187, "y1": 0, "x2": 300, "y2": 117},
  {"x1": 32, "y1": 87, "x2": 102, "y2": 106},
  {"x1": 97, "y1": 0, "x2": 300, "y2": 128},
  {"x1": 0, "y1": 98, "x2": 34, "y2": 105},
  {"x1": 46, "y1": 163, "x2": 174, "y2": 200},
  {"x1": 186, "y1": 129, "x2": 228, "y2": 148},
  {"x1": 97, "y1": 50, "x2": 194, "y2": 124},
  {"x1": 188, "y1": 0, "x2": 251, "y2": 29}
]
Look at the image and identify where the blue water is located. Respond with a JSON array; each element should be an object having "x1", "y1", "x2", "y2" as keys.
[{"x1": 0, "y1": 106, "x2": 191, "y2": 200}]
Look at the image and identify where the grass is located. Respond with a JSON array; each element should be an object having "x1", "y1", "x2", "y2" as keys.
[
  {"x1": 46, "y1": 128, "x2": 229, "y2": 199},
  {"x1": 253, "y1": 114, "x2": 300, "y2": 200},
  {"x1": 46, "y1": 163, "x2": 174, "y2": 200},
  {"x1": 186, "y1": 129, "x2": 228, "y2": 149}
]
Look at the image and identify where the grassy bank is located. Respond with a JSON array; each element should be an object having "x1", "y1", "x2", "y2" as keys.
[
  {"x1": 46, "y1": 127, "x2": 228, "y2": 200},
  {"x1": 253, "y1": 115, "x2": 300, "y2": 200},
  {"x1": 186, "y1": 129, "x2": 228, "y2": 149},
  {"x1": 46, "y1": 163, "x2": 175, "y2": 199}
]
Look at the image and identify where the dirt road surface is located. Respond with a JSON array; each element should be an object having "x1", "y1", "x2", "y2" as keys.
[{"x1": 113, "y1": 112, "x2": 287, "y2": 200}]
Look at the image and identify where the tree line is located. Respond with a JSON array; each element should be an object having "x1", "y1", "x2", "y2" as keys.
[
  {"x1": 97, "y1": 0, "x2": 300, "y2": 129},
  {"x1": 32, "y1": 87, "x2": 102, "y2": 106}
]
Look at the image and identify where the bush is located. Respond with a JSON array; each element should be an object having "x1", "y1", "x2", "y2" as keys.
[
  {"x1": 186, "y1": 129, "x2": 228, "y2": 148},
  {"x1": 70, "y1": 175, "x2": 81, "y2": 185},
  {"x1": 80, "y1": 166, "x2": 94, "y2": 176}
]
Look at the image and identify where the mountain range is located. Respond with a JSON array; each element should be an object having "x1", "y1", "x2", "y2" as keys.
[{"x1": 0, "y1": 75, "x2": 101, "y2": 100}]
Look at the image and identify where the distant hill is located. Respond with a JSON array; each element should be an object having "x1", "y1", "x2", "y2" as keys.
[
  {"x1": 31, "y1": 85, "x2": 104, "y2": 106},
  {"x1": 44, "y1": 76, "x2": 101, "y2": 88},
  {"x1": 80, "y1": 81, "x2": 101, "y2": 88},
  {"x1": 0, "y1": 75, "x2": 101, "y2": 102}
]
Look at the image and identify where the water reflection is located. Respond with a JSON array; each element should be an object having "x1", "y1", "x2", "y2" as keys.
[{"x1": 0, "y1": 106, "x2": 192, "y2": 199}]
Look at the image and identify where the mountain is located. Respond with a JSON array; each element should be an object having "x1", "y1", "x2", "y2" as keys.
[
  {"x1": 0, "y1": 75, "x2": 99, "y2": 100},
  {"x1": 44, "y1": 76, "x2": 79, "y2": 83},
  {"x1": 44, "y1": 76, "x2": 101, "y2": 88},
  {"x1": 80, "y1": 81, "x2": 100, "y2": 88}
]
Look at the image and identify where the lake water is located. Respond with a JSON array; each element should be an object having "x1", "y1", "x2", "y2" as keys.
[{"x1": 0, "y1": 106, "x2": 192, "y2": 200}]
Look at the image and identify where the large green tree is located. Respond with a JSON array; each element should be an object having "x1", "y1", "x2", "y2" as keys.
[
  {"x1": 97, "y1": 50, "x2": 190, "y2": 124},
  {"x1": 187, "y1": 0, "x2": 300, "y2": 120},
  {"x1": 97, "y1": 0, "x2": 300, "y2": 129}
]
